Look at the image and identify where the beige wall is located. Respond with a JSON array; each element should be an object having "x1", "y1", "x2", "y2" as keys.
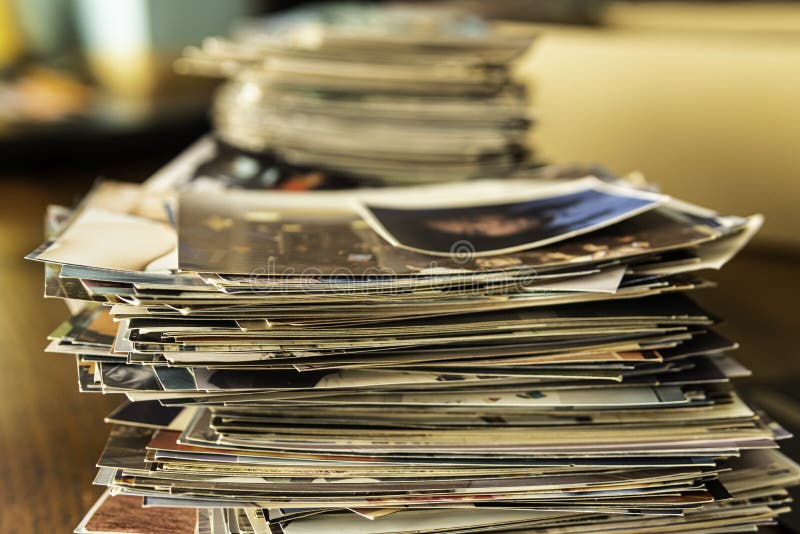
[{"x1": 515, "y1": 2, "x2": 800, "y2": 249}]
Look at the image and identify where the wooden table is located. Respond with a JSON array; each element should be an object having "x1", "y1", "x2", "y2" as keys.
[
  {"x1": 0, "y1": 174, "x2": 797, "y2": 532},
  {"x1": 0, "y1": 175, "x2": 134, "y2": 533}
]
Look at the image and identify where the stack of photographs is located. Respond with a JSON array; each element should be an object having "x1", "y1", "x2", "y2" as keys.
[
  {"x1": 29, "y1": 161, "x2": 798, "y2": 533},
  {"x1": 176, "y1": 3, "x2": 537, "y2": 184}
]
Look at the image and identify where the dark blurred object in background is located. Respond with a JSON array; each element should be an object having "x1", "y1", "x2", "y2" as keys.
[{"x1": 0, "y1": 0, "x2": 253, "y2": 162}]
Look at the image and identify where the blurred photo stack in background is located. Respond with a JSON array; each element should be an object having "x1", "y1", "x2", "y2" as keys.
[{"x1": 176, "y1": 4, "x2": 538, "y2": 184}]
